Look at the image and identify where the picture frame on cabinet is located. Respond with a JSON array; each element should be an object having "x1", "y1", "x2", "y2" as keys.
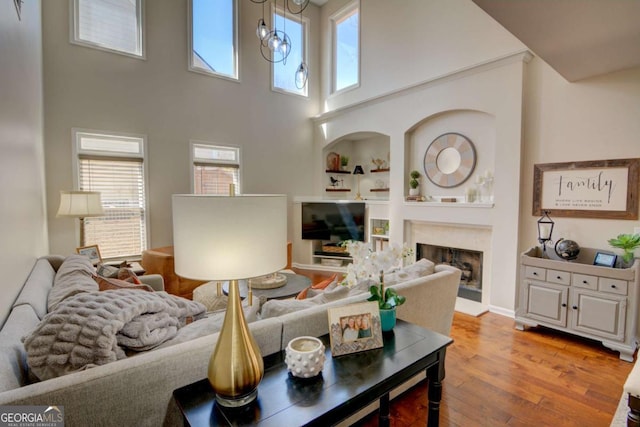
[
  {"x1": 76, "y1": 245, "x2": 102, "y2": 266},
  {"x1": 593, "y1": 252, "x2": 617, "y2": 268}
]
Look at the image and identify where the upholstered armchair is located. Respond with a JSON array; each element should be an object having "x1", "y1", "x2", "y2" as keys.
[{"x1": 141, "y1": 246, "x2": 206, "y2": 300}]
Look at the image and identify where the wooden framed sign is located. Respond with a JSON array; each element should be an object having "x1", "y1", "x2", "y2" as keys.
[{"x1": 533, "y1": 158, "x2": 639, "y2": 219}]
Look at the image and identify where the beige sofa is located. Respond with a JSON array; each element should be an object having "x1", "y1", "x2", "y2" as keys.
[{"x1": 0, "y1": 255, "x2": 460, "y2": 426}]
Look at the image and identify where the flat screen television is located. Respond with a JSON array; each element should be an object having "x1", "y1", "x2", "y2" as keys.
[{"x1": 301, "y1": 202, "x2": 365, "y2": 242}]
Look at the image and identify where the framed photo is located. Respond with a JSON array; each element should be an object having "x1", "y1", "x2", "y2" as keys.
[
  {"x1": 594, "y1": 252, "x2": 617, "y2": 268},
  {"x1": 533, "y1": 158, "x2": 639, "y2": 220},
  {"x1": 76, "y1": 245, "x2": 102, "y2": 265},
  {"x1": 327, "y1": 301, "x2": 383, "y2": 357}
]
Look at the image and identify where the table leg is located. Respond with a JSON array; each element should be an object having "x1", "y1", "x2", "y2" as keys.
[
  {"x1": 426, "y1": 348, "x2": 447, "y2": 426},
  {"x1": 379, "y1": 393, "x2": 390, "y2": 427}
]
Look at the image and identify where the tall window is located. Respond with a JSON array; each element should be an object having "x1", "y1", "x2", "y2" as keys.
[
  {"x1": 189, "y1": 0, "x2": 238, "y2": 80},
  {"x1": 272, "y1": 8, "x2": 308, "y2": 96},
  {"x1": 74, "y1": 130, "x2": 148, "y2": 260},
  {"x1": 71, "y1": 0, "x2": 144, "y2": 58},
  {"x1": 191, "y1": 142, "x2": 241, "y2": 195},
  {"x1": 331, "y1": 0, "x2": 359, "y2": 93}
]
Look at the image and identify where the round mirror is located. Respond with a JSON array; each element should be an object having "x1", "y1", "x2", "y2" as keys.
[
  {"x1": 423, "y1": 133, "x2": 476, "y2": 188},
  {"x1": 436, "y1": 147, "x2": 461, "y2": 174}
]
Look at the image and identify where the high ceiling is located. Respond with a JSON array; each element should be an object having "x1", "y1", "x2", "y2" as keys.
[{"x1": 471, "y1": 0, "x2": 640, "y2": 81}]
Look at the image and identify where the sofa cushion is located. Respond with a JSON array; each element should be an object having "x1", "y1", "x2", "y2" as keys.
[
  {"x1": 12, "y1": 258, "x2": 56, "y2": 320},
  {"x1": 0, "y1": 305, "x2": 41, "y2": 392},
  {"x1": 261, "y1": 284, "x2": 352, "y2": 319},
  {"x1": 383, "y1": 258, "x2": 435, "y2": 286},
  {"x1": 48, "y1": 255, "x2": 99, "y2": 312}
]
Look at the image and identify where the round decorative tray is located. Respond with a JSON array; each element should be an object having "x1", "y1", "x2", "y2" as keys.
[{"x1": 250, "y1": 273, "x2": 288, "y2": 289}]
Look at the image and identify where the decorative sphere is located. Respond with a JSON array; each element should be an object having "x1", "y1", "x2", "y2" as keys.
[{"x1": 554, "y1": 239, "x2": 581, "y2": 260}]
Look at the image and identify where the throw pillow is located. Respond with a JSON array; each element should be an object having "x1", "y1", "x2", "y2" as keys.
[
  {"x1": 384, "y1": 258, "x2": 435, "y2": 286},
  {"x1": 96, "y1": 263, "x2": 119, "y2": 278},
  {"x1": 94, "y1": 276, "x2": 154, "y2": 292},
  {"x1": 117, "y1": 268, "x2": 142, "y2": 284},
  {"x1": 48, "y1": 255, "x2": 99, "y2": 312},
  {"x1": 296, "y1": 274, "x2": 339, "y2": 300}
]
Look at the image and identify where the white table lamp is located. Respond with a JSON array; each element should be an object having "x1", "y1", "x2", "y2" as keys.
[
  {"x1": 56, "y1": 191, "x2": 104, "y2": 246},
  {"x1": 172, "y1": 194, "x2": 287, "y2": 407}
]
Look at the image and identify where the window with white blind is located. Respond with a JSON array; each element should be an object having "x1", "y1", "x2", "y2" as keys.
[
  {"x1": 71, "y1": 0, "x2": 144, "y2": 58},
  {"x1": 74, "y1": 130, "x2": 148, "y2": 260},
  {"x1": 191, "y1": 142, "x2": 240, "y2": 195}
]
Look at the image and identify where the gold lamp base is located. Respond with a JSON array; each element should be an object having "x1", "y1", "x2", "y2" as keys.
[{"x1": 208, "y1": 279, "x2": 264, "y2": 407}]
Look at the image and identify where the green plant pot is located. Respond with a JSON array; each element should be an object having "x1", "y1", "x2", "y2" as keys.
[{"x1": 380, "y1": 308, "x2": 396, "y2": 332}]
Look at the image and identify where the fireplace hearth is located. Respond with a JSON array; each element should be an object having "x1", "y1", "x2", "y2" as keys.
[{"x1": 417, "y1": 244, "x2": 483, "y2": 302}]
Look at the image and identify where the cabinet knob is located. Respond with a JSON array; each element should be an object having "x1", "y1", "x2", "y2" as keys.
[
  {"x1": 582, "y1": 280, "x2": 588, "y2": 284},
  {"x1": 561, "y1": 303, "x2": 567, "y2": 307},
  {"x1": 533, "y1": 272, "x2": 538, "y2": 276},
  {"x1": 611, "y1": 284, "x2": 617, "y2": 289},
  {"x1": 557, "y1": 276, "x2": 562, "y2": 280},
  {"x1": 572, "y1": 305, "x2": 578, "y2": 310}
]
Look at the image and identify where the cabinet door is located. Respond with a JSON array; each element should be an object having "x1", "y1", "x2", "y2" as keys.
[
  {"x1": 570, "y1": 289, "x2": 626, "y2": 341},
  {"x1": 523, "y1": 281, "x2": 568, "y2": 327}
]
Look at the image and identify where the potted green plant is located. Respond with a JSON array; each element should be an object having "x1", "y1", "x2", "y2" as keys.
[
  {"x1": 608, "y1": 233, "x2": 640, "y2": 267},
  {"x1": 340, "y1": 155, "x2": 349, "y2": 171},
  {"x1": 409, "y1": 170, "x2": 420, "y2": 196},
  {"x1": 341, "y1": 240, "x2": 412, "y2": 331},
  {"x1": 368, "y1": 272, "x2": 406, "y2": 331}
]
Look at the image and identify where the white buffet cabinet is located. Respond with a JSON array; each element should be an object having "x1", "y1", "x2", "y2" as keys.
[{"x1": 516, "y1": 247, "x2": 640, "y2": 361}]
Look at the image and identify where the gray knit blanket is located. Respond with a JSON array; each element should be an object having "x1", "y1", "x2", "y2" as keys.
[{"x1": 23, "y1": 290, "x2": 206, "y2": 381}]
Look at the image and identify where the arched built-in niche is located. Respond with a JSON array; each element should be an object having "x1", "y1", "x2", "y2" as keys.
[
  {"x1": 405, "y1": 110, "x2": 496, "y2": 201},
  {"x1": 323, "y1": 131, "x2": 391, "y2": 199}
]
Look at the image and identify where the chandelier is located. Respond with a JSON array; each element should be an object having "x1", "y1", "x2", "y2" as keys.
[{"x1": 251, "y1": 0, "x2": 309, "y2": 89}]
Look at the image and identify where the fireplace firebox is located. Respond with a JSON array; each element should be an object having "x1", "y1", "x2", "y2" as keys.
[{"x1": 417, "y1": 244, "x2": 483, "y2": 302}]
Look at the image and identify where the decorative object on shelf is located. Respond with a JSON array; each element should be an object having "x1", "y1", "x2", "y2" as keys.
[
  {"x1": 327, "y1": 301, "x2": 383, "y2": 356},
  {"x1": 424, "y1": 132, "x2": 476, "y2": 188},
  {"x1": 608, "y1": 233, "x2": 640, "y2": 267},
  {"x1": 536, "y1": 210, "x2": 554, "y2": 254},
  {"x1": 328, "y1": 176, "x2": 344, "y2": 189},
  {"x1": 405, "y1": 195, "x2": 426, "y2": 202},
  {"x1": 353, "y1": 165, "x2": 365, "y2": 200},
  {"x1": 554, "y1": 238, "x2": 581, "y2": 261},
  {"x1": 285, "y1": 336, "x2": 325, "y2": 378},
  {"x1": 371, "y1": 157, "x2": 387, "y2": 171},
  {"x1": 172, "y1": 192, "x2": 287, "y2": 408},
  {"x1": 474, "y1": 170, "x2": 494, "y2": 203},
  {"x1": 340, "y1": 155, "x2": 349, "y2": 171},
  {"x1": 532, "y1": 158, "x2": 639, "y2": 220},
  {"x1": 326, "y1": 152, "x2": 340, "y2": 171},
  {"x1": 409, "y1": 170, "x2": 421, "y2": 196},
  {"x1": 465, "y1": 186, "x2": 477, "y2": 203},
  {"x1": 251, "y1": 0, "x2": 309, "y2": 88},
  {"x1": 57, "y1": 190, "x2": 105, "y2": 246}
]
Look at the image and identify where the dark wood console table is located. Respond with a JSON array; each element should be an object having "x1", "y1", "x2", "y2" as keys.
[{"x1": 173, "y1": 320, "x2": 452, "y2": 426}]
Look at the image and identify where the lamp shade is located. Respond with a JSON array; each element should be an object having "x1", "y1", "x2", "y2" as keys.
[
  {"x1": 56, "y1": 191, "x2": 104, "y2": 217},
  {"x1": 353, "y1": 165, "x2": 364, "y2": 175},
  {"x1": 172, "y1": 194, "x2": 287, "y2": 281}
]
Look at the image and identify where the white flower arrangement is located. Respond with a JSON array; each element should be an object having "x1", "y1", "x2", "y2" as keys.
[{"x1": 341, "y1": 240, "x2": 413, "y2": 289}]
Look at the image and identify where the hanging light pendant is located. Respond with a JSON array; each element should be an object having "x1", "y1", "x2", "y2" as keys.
[
  {"x1": 256, "y1": 18, "x2": 269, "y2": 41},
  {"x1": 295, "y1": 62, "x2": 308, "y2": 89}
]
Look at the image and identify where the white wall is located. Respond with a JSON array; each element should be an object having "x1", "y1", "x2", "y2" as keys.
[
  {"x1": 315, "y1": 0, "x2": 640, "y2": 315},
  {"x1": 0, "y1": 1, "x2": 48, "y2": 323},
  {"x1": 43, "y1": 0, "x2": 321, "y2": 255}
]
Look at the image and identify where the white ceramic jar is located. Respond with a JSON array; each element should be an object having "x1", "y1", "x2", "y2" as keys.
[{"x1": 285, "y1": 336, "x2": 325, "y2": 379}]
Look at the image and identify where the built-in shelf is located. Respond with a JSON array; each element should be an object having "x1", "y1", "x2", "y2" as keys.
[
  {"x1": 370, "y1": 188, "x2": 389, "y2": 192},
  {"x1": 371, "y1": 168, "x2": 390, "y2": 173},
  {"x1": 325, "y1": 170, "x2": 351, "y2": 174},
  {"x1": 326, "y1": 188, "x2": 351, "y2": 192},
  {"x1": 404, "y1": 201, "x2": 494, "y2": 208}
]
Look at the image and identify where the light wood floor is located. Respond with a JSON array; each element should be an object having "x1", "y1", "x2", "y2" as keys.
[{"x1": 293, "y1": 268, "x2": 634, "y2": 427}]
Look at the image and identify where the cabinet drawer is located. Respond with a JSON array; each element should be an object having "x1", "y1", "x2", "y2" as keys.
[
  {"x1": 525, "y1": 266, "x2": 546, "y2": 281},
  {"x1": 572, "y1": 273, "x2": 598, "y2": 290},
  {"x1": 599, "y1": 278, "x2": 628, "y2": 295},
  {"x1": 547, "y1": 269, "x2": 571, "y2": 285}
]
